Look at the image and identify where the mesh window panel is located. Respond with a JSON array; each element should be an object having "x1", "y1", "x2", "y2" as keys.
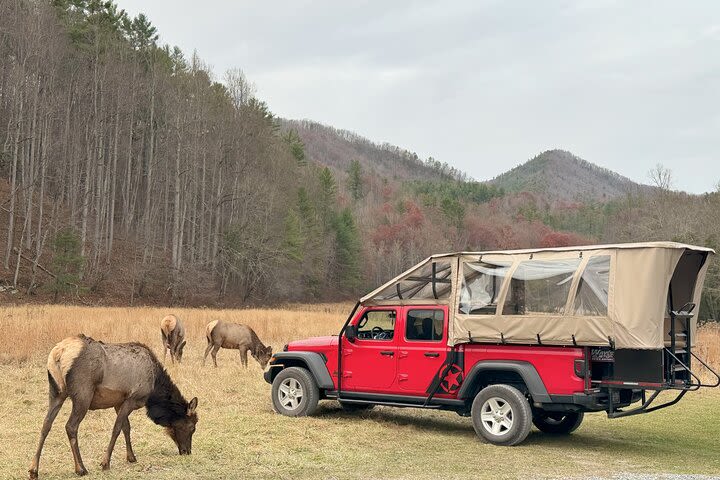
[
  {"x1": 459, "y1": 261, "x2": 512, "y2": 315},
  {"x1": 573, "y1": 256, "x2": 610, "y2": 316},
  {"x1": 502, "y1": 259, "x2": 582, "y2": 315}
]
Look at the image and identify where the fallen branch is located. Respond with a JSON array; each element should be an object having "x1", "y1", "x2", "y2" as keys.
[{"x1": 11, "y1": 247, "x2": 90, "y2": 306}]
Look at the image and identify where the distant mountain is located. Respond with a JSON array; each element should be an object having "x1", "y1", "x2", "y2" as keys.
[
  {"x1": 281, "y1": 119, "x2": 462, "y2": 182},
  {"x1": 487, "y1": 150, "x2": 653, "y2": 203},
  {"x1": 284, "y1": 123, "x2": 652, "y2": 204}
]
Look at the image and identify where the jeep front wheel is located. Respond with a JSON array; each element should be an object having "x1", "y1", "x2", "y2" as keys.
[
  {"x1": 271, "y1": 367, "x2": 319, "y2": 417},
  {"x1": 471, "y1": 384, "x2": 532, "y2": 446},
  {"x1": 532, "y1": 411, "x2": 584, "y2": 434}
]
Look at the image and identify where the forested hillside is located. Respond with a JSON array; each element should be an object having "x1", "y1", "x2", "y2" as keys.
[
  {"x1": 281, "y1": 119, "x2": 466, "y2": 182},
  {"x1": 1, "y1": 0, "x2": 719, "y2": 319}
]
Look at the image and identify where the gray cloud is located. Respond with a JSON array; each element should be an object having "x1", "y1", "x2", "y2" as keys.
[{"x1": 118, "y1": 0, "x2": 720, "y2": 193}]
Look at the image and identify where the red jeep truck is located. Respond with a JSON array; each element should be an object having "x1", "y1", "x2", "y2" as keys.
[{"x1": 265, "y1": 242, "x2": 719, "y2": 446}]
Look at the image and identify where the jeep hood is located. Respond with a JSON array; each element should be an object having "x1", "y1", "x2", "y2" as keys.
[{"x1": 287, "y1": 335, "x2": 338, "y2": 350}]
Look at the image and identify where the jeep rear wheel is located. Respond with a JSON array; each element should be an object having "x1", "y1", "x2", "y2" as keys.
[
  {"x1": 271, "y1": 367, "x2": 319, "y2": 417},
  {"x1": 471, "y1": 384, "x2": 532, "y2": 446},
  {"x1": 532, "y1": 411, "x2": 584, "y2": 434}
]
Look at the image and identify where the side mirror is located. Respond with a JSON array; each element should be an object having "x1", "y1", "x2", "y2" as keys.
[{"x1": 345, "y1": 325, "x2": 357, "y2": 342}]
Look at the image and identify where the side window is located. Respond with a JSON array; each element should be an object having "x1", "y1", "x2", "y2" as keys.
[
  {"x1": 406, "y1": 309, "x2": 445, "y2": 342},
  {"x1": 574, "y1": 255, "x2": 610, "y2": 316},
  {"x1": 503, "y1": 259, "x2": 581, "y2": 315},
  {"x1": 356, "y1": 310, "x2": 395, "y2": 341}
]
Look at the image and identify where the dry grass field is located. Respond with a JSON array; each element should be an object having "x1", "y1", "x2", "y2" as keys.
[{"x1": 1, "y1": 305, "x2": 720, "y2": 480}]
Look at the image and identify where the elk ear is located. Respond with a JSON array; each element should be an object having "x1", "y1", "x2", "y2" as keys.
[{"x1": 187, "y1": 397, "x2": 198, "y2": 415}]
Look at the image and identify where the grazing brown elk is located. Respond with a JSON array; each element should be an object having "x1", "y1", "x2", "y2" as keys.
[
  {"x1": 160, "y1": 314, "x2": 186, "y2": 363},
  {"x1": 29, "y1": 335, "x2": 198, "y2": 479},
  {"x1": 203, "y1": 320, "x2": 272, "y2": 368}
]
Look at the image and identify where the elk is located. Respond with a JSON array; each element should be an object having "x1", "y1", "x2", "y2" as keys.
[
  {"x1": 203, "y1": 320, "x2": 272, "y2": 368},
  {"x1": 160, "y1": 314, "x2": 186, "y2": 363},
  {"x1": 29, "y1": 335, "x2": 199, "y2": 479}
]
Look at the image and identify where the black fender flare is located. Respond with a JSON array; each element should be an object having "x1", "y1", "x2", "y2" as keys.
[
  {"x1": 264, "y1": 351, "x2": 334, "y2": 389},
  {"x1": 456, "y1": 360, "x2": 551, "y2": 403}
]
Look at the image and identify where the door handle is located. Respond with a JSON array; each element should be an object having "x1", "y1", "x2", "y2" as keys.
[
  {"x1": 380, "y1": 351, "x2": 394, "y2": 356},
  {"x1": 424, "y1": 352, "x2": 440, "y2": 358}
]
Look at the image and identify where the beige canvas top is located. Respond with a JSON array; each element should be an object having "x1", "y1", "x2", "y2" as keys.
[{"x1": 360, "y1": 242, "x2": 714, "y2": 349}]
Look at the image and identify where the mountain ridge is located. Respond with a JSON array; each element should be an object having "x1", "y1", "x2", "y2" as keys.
[
  {"x1": 487, "y1": 149, "x2": 654, "y2": 202},
  {"x1": 283, "y1": 119, "x2": 655, "y2": 203}
]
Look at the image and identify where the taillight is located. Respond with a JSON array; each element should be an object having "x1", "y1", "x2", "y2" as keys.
[{"x1": 574, "y1": 359, "x2": 586, "y2": 378}]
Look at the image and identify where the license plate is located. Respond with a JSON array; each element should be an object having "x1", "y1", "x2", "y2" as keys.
[{"x1": 591, "y1": 348, "x2": 614, "y2": 362}]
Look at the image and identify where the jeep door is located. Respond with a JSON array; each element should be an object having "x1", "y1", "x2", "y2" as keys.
[
  {"x1": 341, "y1": 308, "x2": 398, "y2": 392},
  {"x1": 397, "y1": 306, "x2": 450, "y2": 395}
]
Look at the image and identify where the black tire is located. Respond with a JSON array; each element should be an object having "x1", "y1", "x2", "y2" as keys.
[
  {"x1": 471, "y1": 384, "x2": 532, "y2": 446},
  {"x1": 271, "y1": 367, "x2": 319, "y2": 417},
  {"x1": 338, "y1": 401, "x2": 375, "y2": 413},
  {"x1": 532, "y1": 411, "x2": 584, "y2": 434}
]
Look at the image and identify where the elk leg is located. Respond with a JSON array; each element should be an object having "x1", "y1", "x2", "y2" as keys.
[
  {"x1": 161, "y1": 332, "x2": 168, "y2": 363},
  {"x1": 202, "y1": 343, "x2": 213, "y2": 366},
  {"x1": 101, "y1": 402, "x2": 134, "y2": 470},
  {"x1": 29, "y1": 392, "x2": 67, "y2": 479},
  {"x1": 65, "y1": 397, "x2": 91, "y2": 476},
  {"x1": 114, "y1": 406, "x2": 136, "y2": 463},
  {"x1": 239, "y1": 347, "x2": 248, "y2": 368},
  {"x1": 168, "y1": 332, "x2": 175, "y2": 364},
  {"x1": 211, "y1": 345, "x2": 220, "y2": 368}
]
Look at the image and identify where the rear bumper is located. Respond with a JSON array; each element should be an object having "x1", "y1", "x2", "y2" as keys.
[{"x1": 540, "y1": 389, "x2": 643, "y2": 412}]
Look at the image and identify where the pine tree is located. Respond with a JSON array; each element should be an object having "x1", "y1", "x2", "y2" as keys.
[
  {"x1": 441, "y1": 197, "x2": 465, "y2": 229},
  {"x1": 283, "y1": 210, "x2": 304, "y2": 262},
  {"x1": 334, "y1": 208, "x2": 362, "y2": 292},
  {"x1": 49, "y1": 228, "x2": 84, "y2": 302},
  {"x1": 346, "y1": 159, "x2": 365, "y2": 201},
  {"x1": 283, "y1": 129, "x2": 306, "y2": 166},
  {"x1": 296, "y1": 187, "x2": 315, "y2": 226},
  {"x1": 318, "y1": 167, "x2": 337, "y2": 228}
]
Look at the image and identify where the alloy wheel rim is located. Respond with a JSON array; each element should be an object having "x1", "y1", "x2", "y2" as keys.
[
  {"x1": 278, "y1": 378, "x2": 304, "y2": 410},
  {"x1": 480, "y1": 397, "x2": 514, "y2": 435}
]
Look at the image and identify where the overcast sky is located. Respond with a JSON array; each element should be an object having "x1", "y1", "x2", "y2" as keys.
[{"x1": 118, "y1": 0, "x2": 720, "y2": 193}]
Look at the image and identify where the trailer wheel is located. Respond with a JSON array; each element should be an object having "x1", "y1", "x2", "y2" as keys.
[
  {"x1": 471, "y1": 384, "x2": 532, "y2": 446},
  {"x1": 271, "y1": 367, "x2": 319, "y2": 417},
  {"x1": 532, "y1": 411, "x2": 584, "y2": 434}
]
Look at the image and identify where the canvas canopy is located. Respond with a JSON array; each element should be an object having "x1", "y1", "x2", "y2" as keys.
[{"x1": 360, "y1": 242, "x2": 715, "y2": 350}]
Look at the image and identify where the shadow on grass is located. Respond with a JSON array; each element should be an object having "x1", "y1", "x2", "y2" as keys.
[
  {"x1": 322, "y1": 407, "x2": 475, "y2": 435},
  {"x1": 314, "y1": 402, "x2": 689, "y2": 460}
]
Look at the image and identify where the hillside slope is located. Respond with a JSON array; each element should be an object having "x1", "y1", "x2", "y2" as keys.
[
  {"x1": 282, "y1": 119, "x2": 463, "y2": 181},
  {"x1": 489, "y1": 150, "x2": 653, "y2": 202}
]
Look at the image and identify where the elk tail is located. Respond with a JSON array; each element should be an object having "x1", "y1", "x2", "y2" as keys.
[
  {"x1": 206, "y1": 320, "x2": 219, "y2": 344},
  {"x1": 46, "y1": 336, "x2": 84, "y2": 394},
  {"x1": 160, "y1": 314, "x2": 177, "y2": 337}
]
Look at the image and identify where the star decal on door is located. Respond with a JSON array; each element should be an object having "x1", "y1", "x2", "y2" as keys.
[{"x1": 440, "y1": 364, "x2": 463, "y2": 393}]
